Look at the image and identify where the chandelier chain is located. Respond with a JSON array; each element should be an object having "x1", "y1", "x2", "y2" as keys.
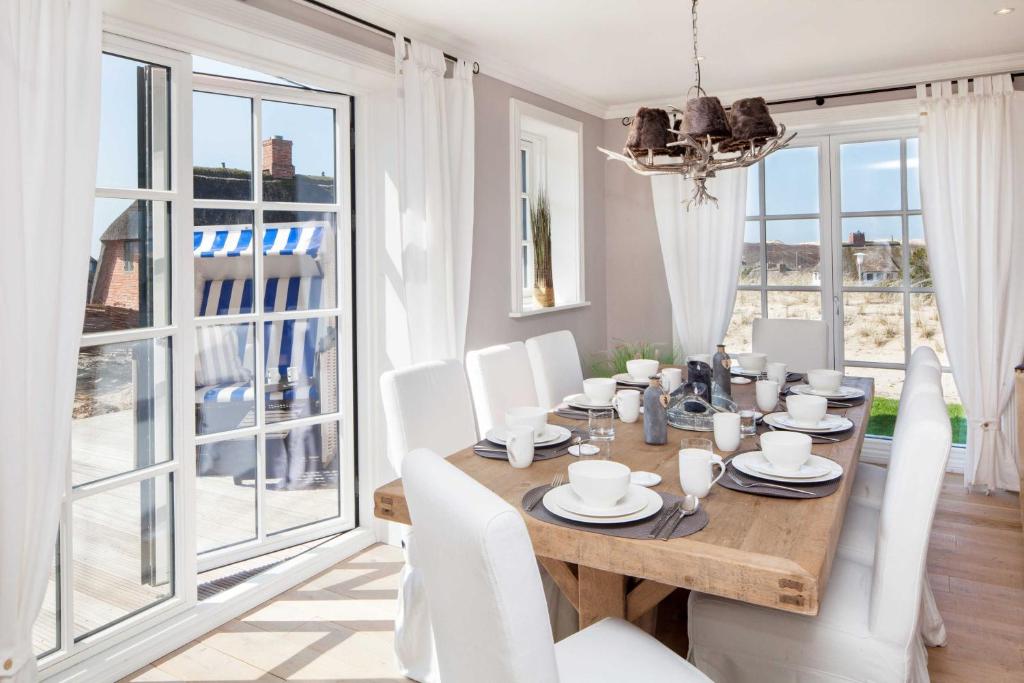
[{"x1": 691, "y1": 0, "x2": 702, "y2": 96}]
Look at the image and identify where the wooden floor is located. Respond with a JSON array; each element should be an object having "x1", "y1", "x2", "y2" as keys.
[{"x1": 122, "y1": 474, "x2": 1022, "y2": 682}]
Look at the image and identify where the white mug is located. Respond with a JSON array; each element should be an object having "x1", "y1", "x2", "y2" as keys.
[
  {"x1": 662, "y1": 367, "x2": 683, "y2": 394},
  {"x1": 755, "y1": 379, "x2": 780, "y2": 413},
  {"x1": 506, "y1": 425, "x2": 535, "y2": 469},
  {"x1": 678, "y1": 444, "x2": 725, "y2": 498},
  {"x1": 712, "y1": 412, "x2": 741, "y2": 452},
  {"x1": 611, "y1": 389, "x2": 641, "y2": 423},
  {"x1": 766, "y1": 361, "x2": 787, "y2": 386}
]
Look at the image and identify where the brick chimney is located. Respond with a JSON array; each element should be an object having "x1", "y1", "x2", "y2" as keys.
[
  {"x1": 262, "y1": 135, "x2": 295, "y2": 179},
  {"x1": 849, "y1": 230, "x2": 866, "y2": 247}
]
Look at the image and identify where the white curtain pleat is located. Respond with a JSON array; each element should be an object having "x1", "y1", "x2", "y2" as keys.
[
  {"x1": 917, "y1": 74, "x2": 1024, "y2": 492},
  {"x1": 651, "y1": 171, "x2": 748, "y2": 358},
  {"x1": 394, "y1": 37, "x2": 475, "y2": 364},
  {"x1": 0, "y1": 1, "x2": 102, "y2": 679}
]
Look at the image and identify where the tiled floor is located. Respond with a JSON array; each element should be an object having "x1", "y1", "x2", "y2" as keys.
[{"x1": 123, "y1": 474, "x2": 1023, "y2": 682}]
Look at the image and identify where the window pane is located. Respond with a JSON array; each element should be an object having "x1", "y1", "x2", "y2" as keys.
[
  {"x1": 840, "y1": 139, "x2": 901, "y2": 212},
  {"x1": 766, "y1": 219, "x2": 820, "y2": 285},
  {"x1": 767, "y1": 290, "x2": 822, "y2": 320},
  {"x1": 840, "y1": 216, "x2": 903, "y2": 286},
  {"x1": 264, "y1": 316, "x2": 339, "y2": 425},
  {"x1": 72, "y1": 338, "x2": 172, "y2": 486},
  {"x1": 266, "y1": 421, "x2": 341, "y2": 534},
  {"x1": 97, "y1": 53, "x2": 170, "y2": 190},
  {"x1": 764, "y1": 146, "x2": 818, "y2": 215},
  {"x1": 261, "y1": 211, "x2": 337, "y2": 311},
  {"x1": 746, "y1": 163, "x2": 760, "y2": 216},
  {"x1": 847, "y1": 366, "x2": 904, "y2": 439},
  {"x1": 843, "y1": 292, "x2": 904, "y2": 363},
  {"x1": 193, "y1": 55, "x2": 299, "y2": 87},
  {"x1": 194, "y1": 209, "x2": 256, "y2": 317},
  {"x1": 33, "y1": 543, "x2": 59, "y2": 656},
  {"x1": 72, "y1": 474, "x2": 173, "y2": 639},
  {"x1": 739, "y1": 221, "x2": 761, "y2": 285},
  {"x1": 908, "y1": 215, "x2": 931, "y2": 287},
  {"x1": 907, "y1": 138, "x2": 921, "y2": 211},
  {"x1": 196, "y1": 436, "x2": 257, "y2": 554},
  {"x1": 521, "y1": 197, "x2": 529, "y2": 240},
  {"x1": 521, "y1": 148, "x2": 528, "y2": 193},
  {"x1": 910, "y1": 293, "x2": 948, "y2": 365},
  {"x1": 195, "y1": 323, "x2": 256, "y2": 436},
  {"x1": 193, "y1": 91, "x2": 253, "y2": 200},
  {"x1": 262, "y1": 100, "x2": 336, "y2": 203},
  {"x1": 724, "y1": 290, "x2": 761, "y2": 353},
  {"x1": 87, "y1": 199, "x2": 170, "y2": 333}
]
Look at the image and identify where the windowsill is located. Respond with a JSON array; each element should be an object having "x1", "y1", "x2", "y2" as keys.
[{"x1": 510, "y1": 300, "x2": 590, "y2": 318}]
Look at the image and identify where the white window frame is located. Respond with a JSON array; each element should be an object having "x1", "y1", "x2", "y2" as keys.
[
  {"x1": 190, "y1": 73, "x2": 356, "y2": 573},
  {"x1": 508, "y1": 98, "x2": 588, "y2": 317}
]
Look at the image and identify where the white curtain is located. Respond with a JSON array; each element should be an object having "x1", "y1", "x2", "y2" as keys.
[
  {"x1": 0, "y1": 1, "x2": 102, "y2": 680},
  {"x1": 651, "y1": 171, "x2": 748, "y2": 358},
  {"x1": 394, "y1": 37, "x2": 475, "y2": 364},
  {"x1": 917, "y1": 75, "x2": 1024, "y2": 492}
]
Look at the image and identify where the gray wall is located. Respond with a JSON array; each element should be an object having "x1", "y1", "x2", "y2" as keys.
[
  {"x1": 466, "y1": 75, "x2": 608, "y2": 371},
  {"x1": 602, "y1": 118, "x2": 674, "y2": 351}
]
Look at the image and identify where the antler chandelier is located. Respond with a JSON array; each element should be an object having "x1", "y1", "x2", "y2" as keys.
[{"x1": 599, "y1": 0, "x2": 795, "y2": 208}]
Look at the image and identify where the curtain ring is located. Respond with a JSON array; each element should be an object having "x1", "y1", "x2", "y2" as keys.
[{"x1": 472, "y1": 61, "x2": 480, "y2": 74}]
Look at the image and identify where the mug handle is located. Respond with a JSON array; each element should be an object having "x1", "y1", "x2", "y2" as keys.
[
  {"x1": 709, "y1": 454, "x2": 726, "y2": 488},
  {"x1": 611, "y1": 395, "x2": 622, "y2": 413}
]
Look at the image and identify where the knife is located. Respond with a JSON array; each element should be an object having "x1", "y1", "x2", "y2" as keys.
[{"x1": 647, "y1": 502, "x2": 680, "y2": 538}]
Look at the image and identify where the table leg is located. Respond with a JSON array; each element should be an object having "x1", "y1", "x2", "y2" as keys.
[{"x1": 577, "y1": 566, "x2": 626, "y2": 629}]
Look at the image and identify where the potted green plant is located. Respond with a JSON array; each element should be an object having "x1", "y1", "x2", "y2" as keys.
[{"x1": 530, "y1": 191, "x2": 554, "y2": 307}]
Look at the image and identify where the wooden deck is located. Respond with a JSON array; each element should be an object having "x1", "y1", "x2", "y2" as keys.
[
  {"x1": 33, "y1": 410, "x2": 341, "y2": 652},
  {"x1": 120, "y1": 473, "x2": 1023, "y2": 682}
]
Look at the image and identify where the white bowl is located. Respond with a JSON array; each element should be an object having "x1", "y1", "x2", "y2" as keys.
[
  {"x1": 568, "y1": 460, "x2": 631, "y2": 508},
  {"x1": 786, "y1": 394, "x2": 828, "y2": 427},
  {"x1": 808, "y1": 369, "x2": 843, "y2": 393},
  {"x1": 583, "y1": 377, "x2": 617, "y2": 404},
  {"x1": 505, "y1": 406, "x2": 548, "y2": 438},
  {"x1": 626, "y1": 358, "x2": 659, "y2": 381},
  {"x1": 737, "y1": 352, "x2": 767, "y2": 373},
  {"x1": 760, "y1": 431, "x2": 812, "y2": 473}
]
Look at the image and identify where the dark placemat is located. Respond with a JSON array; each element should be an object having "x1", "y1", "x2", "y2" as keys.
[
  {"x1": 522, "y1": 487, "x2": 708, "y2": 539},
  {"x1": 473, "y1": 436, "x2": 573, "y2": 462},
  {"x1": 717, "y1": 459, "x2": 840, "y2": 499}
]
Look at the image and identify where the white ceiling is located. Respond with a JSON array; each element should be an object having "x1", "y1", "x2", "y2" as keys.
[{"x1": 322, "y1": 0, "x2": 1024, "y2": 117}]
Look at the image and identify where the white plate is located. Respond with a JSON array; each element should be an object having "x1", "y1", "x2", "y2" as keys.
[
  {"x1": 563, "y1": 393, "x2": 614, "y2": 410},
  {"x1": 542, "y1": 485, "x2": 663, "y2": 524},
  {"x1": 549, "y1": 484, "x2": 649, "y2": 518},
  {"x1": 630, "y1": 471, "x2": 662, "y2": 487},
  {"x1": 612, "y1": 372, "x2": 651, "y2": 386},
  {"x1": 486, "y1": 424, "x2": 571, "y2": 446},
  {"x1": 731, "y1": 376, "x2": 752, "y2": 385},
  {"x1": 731, "y1": 451, "x2": 843, "y2": 484},
  {"x1": 730, "y1": 366, "x2": 762, "y2": 378},
  {"x1": 568, "y1": 444, "x2": 600, "y2": 457},
  {"x1": 764, "y1": 412, "x2": 854, "y2": 434},
  {"x1": 749, "y1": 459, "x2": 831, "y2": 479},
  {"x1": 789, "y1": 384, "x2": 865, "y2": 400}
]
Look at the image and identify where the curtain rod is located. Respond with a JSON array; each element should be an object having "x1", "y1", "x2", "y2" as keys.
[
  {"x1": 621, "y1": 71, "x2": 1023, "y2": 125},
  {"x1": 300, "y1": 0, "x2": 480, "y2": 74}
]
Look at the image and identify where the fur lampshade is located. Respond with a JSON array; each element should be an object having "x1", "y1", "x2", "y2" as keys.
[
  {"x1": 624, "y1": 107, "x2": 672, "y2": 154},
  {"x1": 725, "y1": 97, "x2": 778, "y2": 147},
  {"x1": 681, "y1": 96, "x2": 731, "y2": 141}
]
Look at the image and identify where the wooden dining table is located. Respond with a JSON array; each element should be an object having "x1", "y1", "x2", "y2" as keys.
[{"x1": 374, "y1": 375, "x2": 873, "y2": 630}]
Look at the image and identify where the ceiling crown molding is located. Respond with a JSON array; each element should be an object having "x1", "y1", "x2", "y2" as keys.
[
  {"x1": 306, "y1": 0, "x2": 610, "y2": 118},
  {"x1": 603, "y1": 51, "x2": 1024, "y2": 120}
]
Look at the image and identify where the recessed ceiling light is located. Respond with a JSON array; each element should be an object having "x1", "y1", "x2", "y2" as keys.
[{"x1": 994, "y1": 7, "x2": 1015, "y2": 15}]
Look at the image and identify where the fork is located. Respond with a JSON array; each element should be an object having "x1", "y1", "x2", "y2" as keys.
[
  {"x1": 727, "y1": 471, "x2": 815, "y2": 496},
  {"x1": 526, "y1": 472, "x2": 564, "y2": 511}
]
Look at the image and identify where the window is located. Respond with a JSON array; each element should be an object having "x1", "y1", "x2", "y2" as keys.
[
  {"x1": 725, "y1": 131, "x2": 963, "y2": 444},
  {"x1": 37, "y1": 34, "x2": 357, "y2": 667},
  {"x1": 509, "y1": 99, "x2": 586, "y2": 315}
]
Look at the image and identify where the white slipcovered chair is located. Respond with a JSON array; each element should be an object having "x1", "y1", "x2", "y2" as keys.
[
  {"x1": 525, "y1": 330, "x2": 586, "y2": 409},
  {"x1": 841, "y1": 347, "x2": 948, "y2": 647},
  {"x1": 465, "y1": 341, "x2": 540, "y2": 436},
  {"x1": 379, "y1": 359, "x2": 478, "y2": 683},
  {"x1": 688, "y1": 354, "x2": 952, "y2": 682},
  {"x1": 751, "y1": 318, "x2": 829, "y2": 373},
  {"x1": 403, "y1": 449, "x2": 713, "y2": 683}
]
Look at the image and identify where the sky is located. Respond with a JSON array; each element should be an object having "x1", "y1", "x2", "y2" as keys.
[{"x1": 92, "y1": 54, "x2": 336, "y2": 258}]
